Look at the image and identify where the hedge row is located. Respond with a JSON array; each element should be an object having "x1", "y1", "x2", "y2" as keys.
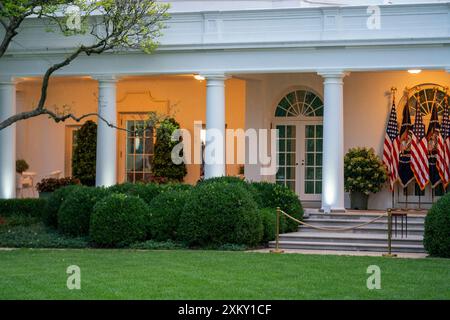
[
  {"x1": 0, "y1": 198, "x2": 47, "y2": 218},
  {"x1": 34, "y1": 177, "x2": 303, "y2": 248}
]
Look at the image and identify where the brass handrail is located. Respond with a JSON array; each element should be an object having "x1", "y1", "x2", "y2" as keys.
[{"x1": 271, "y1": 208, "x2": 399, "y2": 257}]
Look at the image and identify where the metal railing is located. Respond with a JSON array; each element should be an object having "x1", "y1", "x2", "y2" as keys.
[{"x1": 271, "y1": 207, "x2": 407, "y2": 257}]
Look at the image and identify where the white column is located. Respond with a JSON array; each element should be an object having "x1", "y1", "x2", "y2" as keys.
[
  {"x1": 203, "y1": 73, "x2": 228, "y2": 179},
  {"x1": 94, "y1": 75, "x2": 117, "y2": 187},
  {"x1": 318, "y1": 71, "x2": 347, "y2": 212},
  {"x1": 0, "y1": 77, "x2": 16, "y2": 198}
]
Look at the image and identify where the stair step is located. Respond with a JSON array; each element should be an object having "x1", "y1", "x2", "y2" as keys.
[
  {"x1": 268, "y1": 241, "x2": 426, "y2": 253},
  {"x1": 299, "y1": 225, "x2": 424, "y2": 236},
  {"x1": 279, "y1": 232, "x2": 423, "y2": 246},
  {"x1": 305, "y1": 214, "x2": 425, "y2": 223}
]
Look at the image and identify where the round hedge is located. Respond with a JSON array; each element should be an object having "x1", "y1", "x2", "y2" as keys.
[
  {"x1": 197, "y1": 176, "x2": 262, "y2": 205},
  {"x1": 250, "y1": 182, "x2": 303, "y2": 233},
  {"x1": 178, "y1": 181, "x2": 263, "y2": 247},
  {"x1": 90, "y1": 194, "x2": 148, "y2": 246},
  {"x1": 43, "y1": 185, "x2": 82, "y2": 228},
  {"x1": 424, "y1": 193, "x2": 450, "y2": 257},
  {"x1": 57, "y1": 186, "x2": 108, "y2": 236},
  {"x1": 147, "y1": 190, "x2": 190, "y2": 241},
  {"x1": 108, "y1": 182, "x2": 161, "y2": 205}
]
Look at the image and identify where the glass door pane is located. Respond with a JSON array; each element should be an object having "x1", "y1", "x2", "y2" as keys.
[
  {"x1": 125, "y1": 120, "x2": 154, "y2": 183},
  {"x1": 303, "y1": 124, "x2": 323, "y2": 195},
  {"x1": 276, "y1": 124, "x2": 296, "y2": 191}
]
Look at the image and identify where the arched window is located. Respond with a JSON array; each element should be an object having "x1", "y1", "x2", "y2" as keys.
[
  {"x1": 275, "y1": 89, "x2": 324, "y2": 118},
  {"x1": 403, "y1": 85, "x2": 450, "y2": 117}
]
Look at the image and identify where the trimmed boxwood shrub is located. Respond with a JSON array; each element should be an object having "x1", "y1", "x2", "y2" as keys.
[
  {"x1": 57, "y1": 186, "x2": 108, "y2": 236},
  {"x1": 108, "y1": 182, "x2": 161, "y2": 205},
  {"x1": 147, "y1": 190, "x2": 190, "y2": 241},
  {"x1": 178, "y1": 182, "x2": 263, "y2": 247},
  {"x1": 424, "y1": 193, "x2": 450, "y2": 257},
  {"x1": 90, "y1": 194, "x2": 148, "y2": 246},
  {"x1": 250, "y1": 182, "x2": 303, "y2": 233},
  {"x1": 197, "y1": 176, "x2": 262, "y2": 204},
  {"x1": 0, "y1": 198, "x2": 47, "y2": 218},
  {"x1": 43, "y1": 185, "x2": 82, "y2": 228}
]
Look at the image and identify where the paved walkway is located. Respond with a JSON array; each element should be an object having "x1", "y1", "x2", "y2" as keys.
[{"x1": 249, "y1": 248, "x2": 428, "y2": 259}]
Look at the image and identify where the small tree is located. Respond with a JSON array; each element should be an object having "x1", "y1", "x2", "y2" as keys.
[
  {"x1": 151, "y1": 118, "x2": 186, "y2": 182},
  {"x1": 72, "y1": 120, "x2": 97, "y2": 186}
]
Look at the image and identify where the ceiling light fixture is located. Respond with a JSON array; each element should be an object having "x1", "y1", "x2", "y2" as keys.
[
  {"x1": 408, "y1": 69, "x2": 422, "y2": 74},
  {"x1": 194, "y1": 74, "x2": 205, "y2": 81}
]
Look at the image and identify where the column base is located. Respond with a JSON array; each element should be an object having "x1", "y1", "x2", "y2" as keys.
[{"x1": 319, "y1": 208, "x2": 347, "y2": 213}]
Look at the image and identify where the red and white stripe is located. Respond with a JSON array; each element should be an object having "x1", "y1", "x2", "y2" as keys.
[
  {"x1": 410, "y1": 132, "x2": 429, "y2": 190},
  {"x1": 437, "y1": 135, "x2": 450, "y2": 187},
  {"x1": 383, "y1": 134, "x2": 400, "y2": 190}
]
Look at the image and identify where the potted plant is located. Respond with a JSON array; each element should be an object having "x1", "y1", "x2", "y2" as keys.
[
  {"x1": 344, "y1": 147, "x2": 387, "y2": 210},
  {"x1": 16, "y1": 159, "x2": 29, "y2": 174},
  {"x1": 36, "y1": 177, "x2": 81, "y2": 199}
]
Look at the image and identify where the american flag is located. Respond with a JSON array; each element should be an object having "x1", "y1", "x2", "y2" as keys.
[
  {"x1": 383, "y1": 102, "x2": 400, "y2": 190},
  {"x1": 437, "y1": 97, "x2": 450, "y2": 187},
  {"x1": 410, "y1": 101, "x2": 429, "y2": 190}
]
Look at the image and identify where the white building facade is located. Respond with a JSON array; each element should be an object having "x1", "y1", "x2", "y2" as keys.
[{"x1": 1, "y1": 1, "x2": 449, "y2": 211}]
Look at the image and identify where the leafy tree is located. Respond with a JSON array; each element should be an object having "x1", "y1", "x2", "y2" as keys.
[
  {"x1": 151, "y1": 117, "x2": 187, "y2": 181},
  {"x1": 72, "y1": 120, "x2": 97, "y2": 186},
  {"x1": 0, "y1": 0, "x2": 170, "y2": 130}
]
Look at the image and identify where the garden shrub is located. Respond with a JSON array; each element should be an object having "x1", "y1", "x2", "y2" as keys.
[
  {"x1": 0, "y1": 198, "x2": 47, "y2": 218},
  {"x1": 108, "y1": 182, "x2": 161, "y2": 205},
  {"x1": 90, "y1": 194, "x2": 148, "y2": 246},
  {"x1": 178, "y1": 182, "x2": 263, "y2": 247},
  {"x1": 151, "y1": 117, "x2": 187, "y2": 181},
  {"x1": 158, "y1": 183, "x2": 193, "y2": 193},
  {"x1": 250, "y1": 182, "x2": 303, "y2": 233},
  {"x1": 197, "y1": 176, "x2": 261, "y2": 205},
  {"x1": 36, "y1": 177, "x2": 80, "y2": 194},
  {"x1": 424, "y1": 193, "x2": 450, "y2": 258},
  {"x1": 43, "y1": 185, "x2": 81, "y2": 228},
  {"x1": 147, "y1": 190, "x2": 190, "y2": 241},
  {"x1": 72, "y1": 121, "x2": 97, "y2": 186},
  {"x1": 260, "y1": 208, "x2": 276, "y2": 243},
  {"x1": 57, "y1": 186, "x2": 108, "y2": 236}
]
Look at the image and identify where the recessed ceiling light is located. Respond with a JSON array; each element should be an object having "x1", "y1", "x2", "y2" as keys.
[
  {"x1": 408, "y1": 69, "x2": 422, "y2": 74},
  {"x1": 194, "y1": 74, "x2": 205, "y2": 81}
]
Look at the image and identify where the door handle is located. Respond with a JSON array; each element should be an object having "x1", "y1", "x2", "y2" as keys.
[{"x1": 301, "y1": 160, "x2": 305, "y2": 166}]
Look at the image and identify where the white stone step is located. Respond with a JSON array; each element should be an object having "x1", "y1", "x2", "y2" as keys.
[
  {"x1": 278, "y1": 232, "x2": 423, "y2": 246},
  {"x1": 268, "y1": 241, "x2": 426, "y2": 253}
]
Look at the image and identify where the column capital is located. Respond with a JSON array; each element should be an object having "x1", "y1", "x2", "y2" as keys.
[
  {"x1": 0, "y1": 75, "x2": 17, "y2": 85},
  {"x1": 317, "y1": 70, "x2": 349, "y2": 80},
  {"x1": 91, "y1": 74, "x2": 118, "y2": 83},
  {"x1": 200, "y1": 73, "x2": 230, "y2": 81}
]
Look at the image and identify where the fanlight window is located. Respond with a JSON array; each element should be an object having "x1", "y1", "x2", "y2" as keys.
[
  {"x1": 275, "y1": 90, "x2": 324, "y2": 118},
  {"x1": 405, "y1": 86, "x2": 449, "y2": 117}
]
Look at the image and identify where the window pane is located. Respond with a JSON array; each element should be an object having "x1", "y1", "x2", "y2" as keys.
[
  {"x1": 306, "y1": 139, "x2": 314, "y2": 152},
  {"x1": 306, "y1": 168, "x2": 314, "y2": 179},
  {"x1": 315, "y1": 167, "x2": 322, "y2": 180},
  {"x1": 278, "y1": 139, "x2": 286, "y2": 152},
  {"x1": 315, "y1": 181, "x2": 322, "y2": 194},
  {"x1": 286, "y1": 167, "x2": 295, "y2": 179},
  {"x1": 316, "y1": 139, "x2": 323, "y2": 152},
  {"x1": 287, "y1": 125, "x2": 296, "y2": 138},
  {"x1": 278, "y1": 153, "x2": 285, "y2": 166},
  {"x1": 276, "y1": 168, "x2": 285, "y2": 180},
  {"x1": 286, "y1": 153, "x2": 296, "y2": 165},
  {"x1": 277, "y1": 125, "x2": 286, "y2": 138},
  {"x1": 316, "y1": 153, "x2": 323, "y2": 166},
  {"x1": 305, "y1": 181, "x2": 314, "y2": 194},
  {"x1": 316, "y1": 125, "x2": 323, "y2": 138},
  {"x1": 286, "y1": 139, "x2": 296, "y2": 152},
  {"x1": 306, "y1": 126, "x2": 315, "y2": 138},
  {"x1": 286, "y1": 181, "x2": 295, "y2": 191},
  {"x1": 306, "y1": 153, "x2": 315, "y2": 166}
]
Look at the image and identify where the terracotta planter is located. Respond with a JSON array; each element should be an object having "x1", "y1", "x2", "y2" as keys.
[{"x1": 350, "y1": 191, "x2": 369, "y2": 210}]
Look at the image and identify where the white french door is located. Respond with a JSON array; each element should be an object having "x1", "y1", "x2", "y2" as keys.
[
  {"x1": 275, "y1": 120, "x2": 323, "y2": 201},
  {"x1": 118, "y1": 113, "x2": 155, "y2": 183}
]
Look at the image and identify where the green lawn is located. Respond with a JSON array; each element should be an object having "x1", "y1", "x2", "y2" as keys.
[{"x1": 0, "y1": 249, "x2": 449, "y2": 299}]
